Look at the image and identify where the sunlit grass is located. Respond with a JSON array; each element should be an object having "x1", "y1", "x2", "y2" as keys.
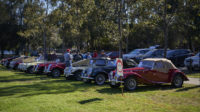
[
  {"x1": 0, "y1": 65, "x2": 200, "y2": 112},
  {"x1": 186, "y1": 72, "x2": 200, "y2": 78}
]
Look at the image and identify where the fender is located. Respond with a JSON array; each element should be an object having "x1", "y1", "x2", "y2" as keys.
[
  {"x1": 170, "y1": 69, "x2": 189, "y2": 82},
  {"x1": 123, "y1": 72, "x2": 143, "y2": 79},
  {"x1": 52, "y1": 65, "x2": 65, "y2": 74},
  {"x1": 92, "y1": 69, "x2": 108, "y2": 78},
  {"x1": 123, "y1": 72, "x2": 164, "y2": 84}
]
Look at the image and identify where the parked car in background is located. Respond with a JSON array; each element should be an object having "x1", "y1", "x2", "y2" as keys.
[
  {"x1": 184, "y1": 52, "x2": 200, "y2": 70},
  {"x1": 64, "y1": 59, "x2": 91, "y2": 81},
  {"x1": 109, "y1": 58, "x2": 189, "y2": 91},
  {"x1": 34, "y1": 62, "x2": 57, "y2": 74},
  {"x1": 123, "y1": 49, "x2": 150, "y2": 59},
  {"x1": 107, "y1": 51, "x2": 122, "y2": 59},
  {"x1": 9, "y1": 56, "x2": 29, "y2": 69},
  {"x1": 19, "y1": 60, "x2": 46, "y2": 73},
  {"x1": 166, "y1": 49, "x2": 194, "y2": 67},
  {"x1": 134, "y1": 49, "x2": 164, "y2": 63},
  {"x1": 34, "y1": 55, "x2": 64, "y2": 74},
  {"x1": 43, "y1": 62, "x2": 66, "y2": 77},
  {"x1": 81, "y1": 58, "x2": 137, "y2": 85},
  {"x1": 2, "y1": 56, "x2": 19, "y2": 67}
]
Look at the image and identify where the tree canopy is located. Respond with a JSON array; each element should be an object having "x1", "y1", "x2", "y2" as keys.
[{"x1": 0, "y1": 0, "x2": 199, "y2": 57}]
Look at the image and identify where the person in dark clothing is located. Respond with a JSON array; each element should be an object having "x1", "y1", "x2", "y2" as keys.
[
  {"x1": 98, "y1": 50, "x2": 108, "y2": 58},
  {"x1": 74, "y1": 51, "x2": 83, "y2": 61}
]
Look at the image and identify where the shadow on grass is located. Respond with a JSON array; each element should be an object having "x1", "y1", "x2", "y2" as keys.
[
  {"x1": 0, "y1": 78, "x2": 38, "y2": 82},
  {"x1": 176, "y1": 85, "x2": 200, "y2": 92},
  {"x1": 0, "y1": 66, "x2": 10, "y2": 71},
  {"x1": 0, "y1": 66, "x2": 98, "y2": 97},
  {"x1": 79, "y1": 98, "x2": 103, "y2": 104},
  {"x1": 0, "y1": 78, "x2": 96, "y2": 97},
  {"x1": 97, "y1": 85, "x2": 175, "y2": 94}
]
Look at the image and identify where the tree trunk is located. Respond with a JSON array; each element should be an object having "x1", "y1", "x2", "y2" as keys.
[
  {"x1": 163, "y1": 0, "x2": 168, "y2": 58},
  {"x1": 1, "y1": 48, "x2": 4, "y2": 59}
]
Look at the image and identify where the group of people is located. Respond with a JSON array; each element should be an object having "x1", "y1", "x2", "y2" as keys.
[{"x1": 64, "y1": 49, "x2": 108, "y2": 67}]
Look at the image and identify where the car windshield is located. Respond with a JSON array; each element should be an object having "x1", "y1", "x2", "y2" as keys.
[
  {"x1": 129, "y1": 49, "x2": 140, "y2": 54},
  {"x1": 143, "y1": 49, "x2": 164, "y2": 57},
  {"x1": 166, "y1": 50, "x2": 175, "y2": 57},
  {"x1": 138, "y1": 61, "x2": 154, "y2": 69},
  {"x1": 195, "y1": 52, "x2": 200, "y2": 57},
  {"x1": 92, "y1": 59, "x2": 107, "y2": 66}
]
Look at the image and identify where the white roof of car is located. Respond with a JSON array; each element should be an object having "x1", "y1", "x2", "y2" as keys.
[{"x1": 142, "y1": 58, "x2": 177, "y2": 73}]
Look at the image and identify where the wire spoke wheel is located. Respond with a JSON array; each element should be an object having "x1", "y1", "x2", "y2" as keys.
[
  {"x1": 95, "y1": 74, "x2": 106, "y2": 85},
  {"x1": 52, "y1": 69, "x2": 61, "y2": 78},
  {"x1": 172, "y1": 75, "x2": 183, "y2": 88},
  {"x1": 124, "y1": 77, "x2": 137, "y2": 91}
]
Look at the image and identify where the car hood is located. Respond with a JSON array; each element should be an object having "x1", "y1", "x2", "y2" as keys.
[
  {"x1": 123, "y1": 53, "x2": 140, "y2": 58},
  {"x1": 185, "y1": 56, "x2": 200, "y2": 60}
]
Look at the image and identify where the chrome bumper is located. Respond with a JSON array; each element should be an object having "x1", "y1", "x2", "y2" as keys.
[{"x1": 81, "y1": 76, "x2": 94, "y2": 80}]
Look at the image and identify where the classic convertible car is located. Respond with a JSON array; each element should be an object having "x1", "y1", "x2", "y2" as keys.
[
  {"x1": 43, "y1": 62, "x2": 66, "y2": 77},
  {"x1": 109, "y1": 58, "x2": 189, "y2": 91},
  {"x1": 81, "y1": 58, "x2": 138, "y2": 85},
  {"x1": 64, "y1": 59, "x2": 91, "y2": 81},
  {"x1": 34, "y1": 55, "x2": 64, "y2": 74},
  {"x1": 9, "y1": 56, "x2": 34, "y2": 69}
]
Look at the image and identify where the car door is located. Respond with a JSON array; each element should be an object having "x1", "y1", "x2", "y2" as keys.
[
  {"x1": 101, "y1": 60, "x2": 116, "y2": 74},
  {"x1": 151, "y1": 61, "x2": 169, "y2": 82},
  {"x1": 138, "y1": 62, "x2": 158, "y2": 83},
  {"x1": 176, "y1": 50, "x2": 189, "y2": 66}
]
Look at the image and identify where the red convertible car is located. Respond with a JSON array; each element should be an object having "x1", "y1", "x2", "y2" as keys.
[
  {"x1": 34, "y1": 62, "x2": 56, "y2": 74},
  {"x1": 43, "y1": 62, "x2": 66, "y2": 77},
  {"x1": 109, "y1": 58, "x2": 189, "y2": 91}
]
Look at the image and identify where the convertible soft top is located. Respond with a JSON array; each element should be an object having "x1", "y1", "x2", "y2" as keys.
[{"x1": 142, "y1": 58, "x2": 177, "y2": 73}]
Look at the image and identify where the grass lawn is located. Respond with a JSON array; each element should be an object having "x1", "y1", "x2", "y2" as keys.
[
  {"x1": 184, "y1": 70, "x2": 200, "y2": 78},
  {"x1": 0, "y1": 65, "x2": 200, "y2": 112}
]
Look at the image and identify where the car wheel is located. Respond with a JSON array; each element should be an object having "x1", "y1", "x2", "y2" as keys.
[
  {"x1": 95, "y1": 74, "x2": 106, "y2": 85},
  {"x1": 38, "y1": 68, "x2": 44, "y2": 74},
  {"x1": 110, "y1": 83, "x2": 120, "y2": 88},
  {"x1": 124, "y1": 77, "x2": 137, "y2": 91},
  {"x1": 75, "y1": 71, "x2": 82, "y2": 81},
  {"x1": 172, "y1": 75, "x2": 183, "y2": 88},
  {"x1": 13, "y1": 65, "x2": 18, "y2": 70},
  {"x1": 27, "y1": 66, "x2": 34, "y2": 74},
  {"x1": 52, "y1": 69, "x2": 61, "y2": 78}
]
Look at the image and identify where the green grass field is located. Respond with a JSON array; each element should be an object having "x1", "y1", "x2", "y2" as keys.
[
  {"x1": 0, "y1": 65, "x2": 200, "y2": 112},
  {"x1": 185, "y1": 72, "x2": 200, "y2": 78}
]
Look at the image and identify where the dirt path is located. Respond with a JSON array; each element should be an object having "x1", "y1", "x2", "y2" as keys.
[{"x1": 184, "y1": 78, "x2": 200, "y2": 85}]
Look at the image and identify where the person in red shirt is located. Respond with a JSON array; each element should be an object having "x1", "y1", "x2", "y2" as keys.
[{"x1": 93, "y1": 50, "x2": 98, "y2": 58}]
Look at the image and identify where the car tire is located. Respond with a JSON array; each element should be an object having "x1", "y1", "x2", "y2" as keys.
[
  {"x1": 27, "y1": 66, "x2": 34, "y2": 74},
  {"x1": 13, "y1": 65, "x2": 18, "y2": 70},
  {"x1": 75, "y1": 71, "x2": 82, "y2": 81},
  {"x1": 52, "y1": 69, "x2": 61, "y2": 78},
  {"x1": 124, "y1": 77, "x2": 137, "y2": 91},
  {"x1": 95, "y1": 74, "x2": 106, "y2": 85},
  {"x1": 110, "y1": 83, "x2": 120, "y2": 88},
  {"x1": 172, "y1": 75, "x2": 183, "y2": 88}
]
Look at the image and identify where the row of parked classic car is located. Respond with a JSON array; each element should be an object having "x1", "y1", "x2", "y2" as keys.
[{"x1": 1, "y1": 51, "x2": 191, "y2": 91}]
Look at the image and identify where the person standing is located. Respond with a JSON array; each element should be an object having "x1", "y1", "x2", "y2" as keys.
[
  {"x1": 64, "y1": 49, "x2": 73, "y2": 67},
  {"x1": 98, "y1": 50, "x2": 108, "y2": 58},
  {"x1": 86, "y1": 52, "x2": 92, "y2": 59},
  {"x1": 93, "y1": 50, "x2": 98, "y2": 58}
]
